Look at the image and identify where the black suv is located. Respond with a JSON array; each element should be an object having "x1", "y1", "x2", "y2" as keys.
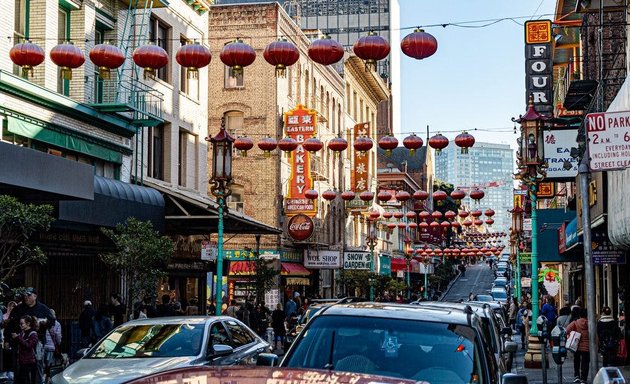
[{"x1": 278, "y1": 302, "x2": 528, "y2": 384}]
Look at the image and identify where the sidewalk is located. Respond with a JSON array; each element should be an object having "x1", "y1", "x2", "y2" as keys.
[{"x1": 512, "y1": 344, "x2": 630, "y2": 383}]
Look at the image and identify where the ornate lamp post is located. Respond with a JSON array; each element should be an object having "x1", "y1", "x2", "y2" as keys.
[
  {"x1": 510, "y1": 206, "x2": 524, "y2": 303},
  {"x1": 404, "y1": 235, "x2": 413, "y2": 300},
  {"x1": 365, "y1": 217, "x2": 378, "y2": 301},
  {"x1": 207, "y1": 118, "x2": 234, "y2": 315},
  {"x1": 513, "y1": 95, "x2": 548, "y2": 337}
]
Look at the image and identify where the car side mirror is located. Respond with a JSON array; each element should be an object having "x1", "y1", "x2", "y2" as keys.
[
  {"x1": 210, "y1": 344, "x2": 233, "y2": 357},
  {"x1": 502, "y1": 373, "x2": 528, "y2": 383},
  {"x1": 256, "y1": 353, "x2": 279, "y2": 366},
  {"x1": 504, "y1": 340, "x2": 518, "y2": 353}
]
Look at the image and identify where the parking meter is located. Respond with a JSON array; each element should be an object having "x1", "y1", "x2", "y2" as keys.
[
  {"x1": 550, "y1": 325, "x2": 567, "y2": 365},
  {"x1": 536, "y1": 315, "x2": 549, "y2": 342}
]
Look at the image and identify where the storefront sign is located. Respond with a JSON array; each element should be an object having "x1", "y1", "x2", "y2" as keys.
[
  {"x1": 201, "y1": 240, "x2": 217, "y2": 261},
  {"x1": 524, "y1": 20, "x2": 553, "y2": 114},
  {"x1": 303, "y1": 249, "x2": 341, "y2": 268},
  {"x1": 284, "y1": 104, "x2": 317, "y2": 216},
  {"x1": 352, "y1": 122, "x2": 370, "y2": 193},
  {"x1": 543, "y1": 129, "x2": 579, "y2": 179},
  {"x1": 586, "y1": 110, "x2": 630, "y2": 171},
  {"x1": 514, "y1": 189, "x2": 527, "y2": 210},
  {"x1": 592, "y1": 229, "x2": 626, "y2": 264},
  {"x1": 523, "y1": 218, "x2": 532, "y2": 232},
  {"x1": 537, "y1": 182, "x2": 555, "y2": 198},
  {"x1": 379, "y1": 255, "x2": 391, "y2": 275},
  {"x1": 520, "y1": 252, "x2": 532, "y2": 264},
  {"x1": 565, "y1": 217, "x2": 579, "y2": 250},
  {"x1": 343, "y1": 251, "x2": 373, "y2": 270},
  {"x1": 287, "y1": 214, "x2": 314, "y2": 242}
]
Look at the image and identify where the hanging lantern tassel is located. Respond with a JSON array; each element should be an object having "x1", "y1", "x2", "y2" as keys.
[
  {"x1": 60, "y1": 66, "x2": 73, "y2": 80},
  {"x1": 187, "y1": 67, "x2": 199, "y2": 79},
  {"x1": 98, "y1": 66, "x2": 111, "y2": 80},
  {"x1": 364, "y1": 59, "x2": 377, "y2": 72},
  {"x1": 143, "y1": 67, "x2": 156, "y2": 80},
  {"x1": 275, "y1": 64, "x2": 287, "y2": 77},
  {"x1": 21, "y1": 65, "x2": 34, "y2": 79},
  {"x1": 230, "y1": 66, "x2": 244, "y2": 78},
  {"x1": 461, "y1": 147, "x2": 468, "y2": 155}
]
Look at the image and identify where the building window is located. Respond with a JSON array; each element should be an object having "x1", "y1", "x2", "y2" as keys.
[
  {"x1": 224, "y1": 65, "x2": 243, "y2": 88},
  {"x1": 148, "y1": 124, "x2": 164, "y2": 180},
  {"x1": 93, "y1": 26, "x2": 106, "y2": 103},
  {"x1": 57, "y1": 6, "x2": 70, "y2": 96},
  {"x1": 149, "y1": 15, "x2": 170, "y2": 82},
  {"x1": 224, "y1": 110, "x2": 244, "y2": 136},
  {"x1": 178, "y1": 130, "x2": 189, "y2": 187}
]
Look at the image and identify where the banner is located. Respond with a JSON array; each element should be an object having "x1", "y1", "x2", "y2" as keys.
[{"x1": 284, "y1": 104, "x2": 317, "y2": 217}]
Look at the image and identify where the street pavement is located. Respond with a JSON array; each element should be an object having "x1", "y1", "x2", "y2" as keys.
[{"x1": 442, "y1": 259, "x2": 496, "y2": 301}]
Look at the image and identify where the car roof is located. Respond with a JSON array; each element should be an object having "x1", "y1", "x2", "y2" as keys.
[
  {"x1": 415, "y1": 301, "x2": 493, "y2": 318},
  {"x1": 318, "y1": 302, "x2": 475, "y2": 325},
  {"x1": 123, "y1": 316, "x2": 227, "y2": 326}
]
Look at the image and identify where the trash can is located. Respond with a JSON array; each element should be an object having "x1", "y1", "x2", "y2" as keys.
[{"x1": 593, "y1": 367, "x2": 626, "y2": 384}]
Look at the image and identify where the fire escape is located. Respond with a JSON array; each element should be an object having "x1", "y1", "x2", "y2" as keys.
[{"x1": 85, "y1": 0, "x2": 167, "y2": 127}]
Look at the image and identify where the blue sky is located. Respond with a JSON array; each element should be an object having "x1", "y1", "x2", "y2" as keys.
[{"x1": 399, "y1": 0, "x2": 556, "y2": 147}]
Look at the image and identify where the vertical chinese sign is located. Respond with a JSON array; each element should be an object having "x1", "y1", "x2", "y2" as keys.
[
  {"x1": 524, "y1": 20, "x2": 553, "y2": 115},
  {"x1": 352, "y1": 122, "x2": 370, "y2": 194},
  {"x1": 284, "y1": 104, "x2": 317, "y2": 217}
]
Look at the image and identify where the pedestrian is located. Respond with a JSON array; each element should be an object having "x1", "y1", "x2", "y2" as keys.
[
  {"x1": 293, "y1": 292, "x2": 302, "y2": 315},
  {"x1": 540, "y1": 295, "x2": 558, "y2": 330},
  {"x1": 92, "y1": 305, "x2": 113, "y2": 341},
  {"x1": 225, "y1": 300, "x2": 239, "y2": 318},
  {"x1": 468, "y1": 292, "x2": 475, "y2": 301},
  {"x1": 109, "y1": 294, "x2": 125, "y2": 326},
  {"x1": 565, "y1": 307, "x2": 590, "y2": 383},
  {"x1": 522, "y1": 302, "x2": 533, "y2": 349},
  {"x1": 284, "y1": 296, "x2": 297, "y2": 320},
  {"x1": 4, "y1": 287, "x2": 54, "y2": 384},
  {"x1": 43, "y1": 309, "x2": 62, "y2": 383},
  {"x1": 271, "y1": 303, "x2": 286, "y2": 352},
  {"x1": 156, "y1": 294, "x2": 175, "y2": 317},
  {"x1": 557, "y1": 305, "x2": 572, "y2": 329},
  {"x1": 11, "y1": 315, "x2": 39, "y2": 384},
  {"x1": 236, "y1": 303, "x2": 250, "y2": 326},
  {"x1": 515, "y1": 302, "x2": 528, "y2": 349},
  {"x1": 508, "y1": 297, "x2": 518, "y2": 331},
  {"x1": 185, "y1": 298, "x2": 199, "y2": 316},
  {"x1": 78, "y1": 301, "x2": 95, "y2": 348},
  {"x1": 597, "y1": 306, "x2": 622, "y2": 367}
]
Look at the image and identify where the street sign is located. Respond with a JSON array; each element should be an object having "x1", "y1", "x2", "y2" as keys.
[
  {"x1": 201, "y1": 241, "x2": 217, "y2": 261},
  {"x1": 586, "y1": 111, "x2": 630, "y2": 171},
  {"x1": 520, "y1": 252, "x2": 532, "y2": 264}
]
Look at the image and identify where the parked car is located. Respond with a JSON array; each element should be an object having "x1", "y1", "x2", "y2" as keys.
[
  {"x1": 51, "y1": 316, "x2": 270, "y2": 384},
  {"x1": 474, "y1": 294, "x2": 495, "y2": 302},
  {"x1": 126, "y1": 366, "x2": 421, "y2": 384},
  {"x1": 492, "y1": 277, "x2": 510, "y2": 295},
  {"x1": 490, "y1": 287, "x2": 509, "y2": 306},
  {"x1": 274, "y1": 302, "x2": 528, "y2": 384},
  {"x1": 284, "y1": 302, "x2": 331, "y2": 350}
]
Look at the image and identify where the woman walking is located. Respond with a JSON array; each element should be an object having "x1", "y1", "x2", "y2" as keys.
[
  {"x1": 271, "y1": 303, "x2": 286, "y2": 352},
  {"x1": 43, "y1": 309, "x2": 62, "y2": 383},
  {"x1": 597, "y1": 306, "x2": 622, "y2": 367},
  {"x1": 566, "y1": 308, "x2": 590, "y2": 384},
  {"x1": 11, "y1": 315, "x2": 39, "y2": 384}
]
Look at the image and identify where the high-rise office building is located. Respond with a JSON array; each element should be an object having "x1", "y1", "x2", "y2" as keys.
[
  {"x1": 213, "y1": 0, "x2": 401, "y2": 137},
  {"x1": 434, "y1": 142, "x2": 514, "y2": 234}
]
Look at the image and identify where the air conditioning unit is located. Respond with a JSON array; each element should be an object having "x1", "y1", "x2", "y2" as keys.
[{"x1": 228, "y1": 201, "x2": 244, "y2": 213}]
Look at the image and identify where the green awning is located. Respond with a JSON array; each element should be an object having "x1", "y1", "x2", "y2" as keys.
[{"x1": 7, "y1": 116, "x2": 123, "y2": 164}]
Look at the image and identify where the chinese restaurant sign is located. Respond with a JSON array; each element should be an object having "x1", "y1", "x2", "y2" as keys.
[
  {"x1": 524, "y1": 20, "x2": 553, "y2": 114},
  {"x1": 351, "y1": 123, "x2": 370, "y2": 209},
  {"x1": 586, "y1": 111, "x2": 630, "y2": 171},
  {"x1": 284, "y1": 104, "x2": 317, "y2": 217}
]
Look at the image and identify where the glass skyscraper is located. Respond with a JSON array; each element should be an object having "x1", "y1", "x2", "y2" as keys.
[{"x1": 434, "y1": 142, "x2": 514, "y2": 234}]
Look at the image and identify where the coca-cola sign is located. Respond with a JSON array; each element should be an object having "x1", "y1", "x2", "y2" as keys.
[{"x1": 287, "y1": 214, "x2": 314, "y2": 241}]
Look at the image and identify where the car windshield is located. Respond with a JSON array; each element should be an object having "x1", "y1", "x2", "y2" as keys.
[
  {"x1": 88, "y1": 322, "x2": 206, "y2": 358},
  {"x1": 491, "y1": 290, "x2": 508, "y2": 300},
  {"x1": 493, "y1": 280, "x2": 507, "y2": 286},
  {"x1": 283, "y1": 315, "x2": 483, "y2": 384},
  {"x1": 475, "y1": 295, "x2": 493, "y2": 302}
]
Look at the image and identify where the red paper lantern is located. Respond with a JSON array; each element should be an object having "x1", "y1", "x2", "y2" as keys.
[
  {"x1": 328, "y1": 137, "x2": 348, "y2": 152},
  {"x1": 234, "y1": 136, "x2": 254, "y2": 156},
  {"x1": 387, "y1": 222, "x2": 397, "y2": 230},
  {"x1": 133, "y1": 43, "x2": 168, "y2": 79},
  {"x1": 444, "y1": 210, "x2": 456, "y2": 221},
  {"x1": 395, "y1": 190, "x2": 411, "y2": 202},
  {"x1": 308, "y1": 35, "x2": 344, "y2": 66},
  {"x1": 409, "y1": 222, "x2": 418, "y2": 229},
  {"x1": 413, "y1": 190, "x2": 429, "y2": 200},
  {"x1": 430, "y1": 221, "x2": 440, "y2": 229},
  {"x1": 353, "y1": 136, "x2": 373, "y2": 153},
  {"x1": 485, "y1": 219, "x2": 495, "y2": 226},
  {"x1": 377, "y1": 190, "x2": 393, "y2": 202},
  {"x1": 257, "y1": 136, "x2": 278, "y2": 157},
  {"x1": 474, "y1": 219, "x2": 484, "y2": 226},
  {"x1": 405, "y1": 211, "x2": 417, "y2": 219},
  {"x1": 382, "y1": 212, "x2": 393, "y2": 219},
  {"x1": 484, "y1": 209, "x2": 495, "y2": 217},
  {"x1": 176, "y1": 42, "x2": 211, "y2": 79},
  {"x1": 393, "y1": 211, "x2": 404, "y2": 219},
  {"x1": 50, "y1": 42, "x2": 85, "y2": 80},
  {"x1": 462, "y1": 219, "x2": 472, "y2": 227},
  {"x1": 89, "y1": 42, "x2": 125, "y2": 79},
  {"x1": 470, "y1": 188, "x2": 485, "y2": 203},
  {"x1": 341, "y1": 191, "x2": 356, "y2": 201},
  {"x1": 419, "y1": 222, "x2": 429, "y2": 231},
  {"x1": 263, "y1": 38, "x2": 299, "y2": 77},
  {"x1": 431, "y1": 211, "x2": 443, "y2": 220},
  {"x1": 428, "y1": 133, "x2": 449, "y2": 155},
  {"x1": 401, "y1": 28, "x2": 438, "y2": 60},
  {"x1": 433, "y1": 190, "x2": 447, "y2": 205},
  {"x1": 403, "y1": 134, "x2": 424, "y2": 156},
  {"x1": 471, "y1": 210, "x2": 483, "y2": 218},
  {"x1": 458, "y1": 211, "x2": 469, "y2": 219},
  {"x1": 9, "y1": 41, "x2": 45, "y2": 78},
  {"x1": 322, "y1": 190, "x2": 337, "y2": 201},
  {"x1": 419, "y1": 211, "x2": 430, "y2": 221},
  {"x1": 454, "y1": 131, "x2": 475, "y2": 154},
  {"x1": 451, "y1": 221, "x2": 461, "y2": 229},
  {"x1": 397, "y1": 222, "x2": 407, "y2": 229},
  {"x1": 220, "y1": 38, "x2": 256, "y2": 76},
  {"x1": 278, "y1": 137, "x2": 298, "y2": 153},
  {"x1": 359, "y1": 191, "x2": 374, "y2": 202},
  {"x1": 353, "y1": 31, "x2": 390, "y2": 71},
  {"x1": 369, "y1": 210, "x2": 381, "y2": 220},
  {"x1": 304, "y1": 189, "x2": 318, "y2": 200},
  {"x1": 378, "y1": 135, "x2": 398, "y2": 156},
  {"x1": 302, "y1": 137, "x2": 323, "y2": 153},
  {"x1": 450, "y1": 189, "x2": 466, "y2": 203}
]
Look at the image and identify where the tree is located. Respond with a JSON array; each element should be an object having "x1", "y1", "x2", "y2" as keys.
[
  {"x1": 100, "y1": 217, "x2": 174, "y2": 317},
  {"x1": 0, "y1": 195, "x2": 54, "y2": 284},
  {"x1": 243, "y1": 256, "x2": 278, "y2": 304}
]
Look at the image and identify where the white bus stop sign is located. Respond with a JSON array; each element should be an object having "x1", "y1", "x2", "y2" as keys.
[{"x1": 586, "y1": 111, "x2": 630, "y2": 171}]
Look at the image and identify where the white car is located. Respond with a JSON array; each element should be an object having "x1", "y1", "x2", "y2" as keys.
[
  {"x1": 490, "y1": 288, "x2": 509, "y2": 305},
  {"x1": 52, "y1": 316, "x2": 269, "y2": 384}
]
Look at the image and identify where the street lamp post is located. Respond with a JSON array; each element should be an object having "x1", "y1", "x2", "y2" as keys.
[
  {"x1": 207, "y1": 118, "x2": 234, "y2": 316},
  {"x1": 513, "y1": 96, "x2": 548, "y2": 338},
  {"x1": 423, "y1": 256, "x2": 430, "y2": 300},
  {"x1": 510, "y1": 206, "x2": 524, "y2": 303},
  {"x1": 366, "y1": 218, "x2": 378, "y2": 301},
  {"x1": 404, "y1": 235, "x2": 412, "y2": 300}
]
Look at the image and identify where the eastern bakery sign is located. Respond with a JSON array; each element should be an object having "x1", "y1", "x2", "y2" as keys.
[
  {"x1": 284, "y1": 104, "x2": 317, "y2": 217},
  {"x1": 524, "y1": 20, "x2": 553, "y2": 115}
]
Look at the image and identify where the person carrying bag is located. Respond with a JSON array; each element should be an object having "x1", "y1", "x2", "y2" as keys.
[{"x1": 565, "y1": 308, "x2": 590, "y2": 384}]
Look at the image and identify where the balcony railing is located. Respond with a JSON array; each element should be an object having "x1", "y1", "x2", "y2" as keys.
[
  {"x1": 84, "y1": 73, "x2": 163, "y2": 125},
  {"x1": 310, "y1": 156, "x2": 328, "y2": 181}
]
